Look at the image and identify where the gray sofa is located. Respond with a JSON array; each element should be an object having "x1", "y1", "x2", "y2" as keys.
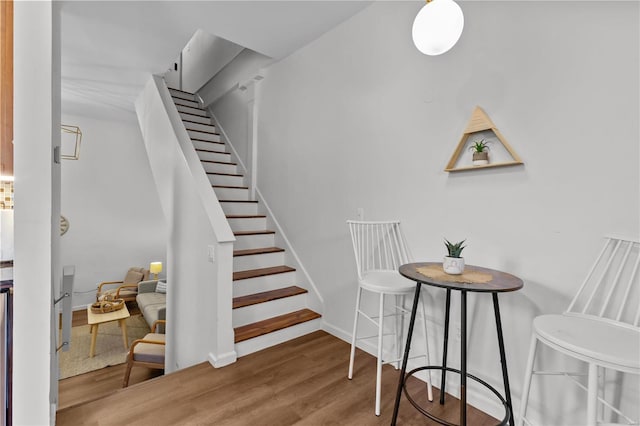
[{"x1": 136, "y1": 280, "x2": 166, "y2": 332}]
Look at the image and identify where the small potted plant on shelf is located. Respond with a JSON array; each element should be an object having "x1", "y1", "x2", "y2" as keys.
[
  {"x1": 443, "y1": 239, "x2": 466, "y2": 275},
  {"x1": 469, "y1": 139, "x2": 490, "y2": 166}
]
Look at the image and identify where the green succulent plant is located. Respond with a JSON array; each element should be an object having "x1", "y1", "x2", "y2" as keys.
[
  {"x1": 469, "y1": 139, "x2": 491, "y2": 153},
  {"x1": 444, "y1": 239, "x2": 466, "y2": 258}
]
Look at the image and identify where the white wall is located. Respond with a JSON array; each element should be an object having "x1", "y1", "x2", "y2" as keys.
[
  {"x1": 13, "y1": 1, "x2": 59, "y2": 424},
  {"x1": 60, "y1": 113, "x2": 166, "y2": 308},
  {"x1": 200, "y1": 48, "x2": 272, "y2": 108},
  {"x1": 181, "y1": 29, "x2": 244, "y2": 94},
  {"x1": 211, "y1": 1, "x2": 639, "y2": 424}
]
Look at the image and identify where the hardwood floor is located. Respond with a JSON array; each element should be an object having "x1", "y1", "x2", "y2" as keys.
[{"x1": 57, "y1": 331, "x2": 498, "y2": 425}]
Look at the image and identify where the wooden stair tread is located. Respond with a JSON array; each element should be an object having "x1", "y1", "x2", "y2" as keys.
[
  {"x1": 234, "y1": 309, "x2": 321, "y2": 343},
  {"x1": 191, "y1": 138, "x2": 224, "y2": 145},
  {"x1": 219, "y1": 199, "x2": 257, "y2": 203},
  {"x1": 180, "y1": 111, "x2": 211, "y2": 119},
  {"x1": 213, "y1": 185, "x2": 248, "y2": 190},
  {"x1": 197, "y1": 149, "x2": 227, "y2": 155},
  {"x1": 233, "y1": 230, "x2": 275, "y2": 236},
  {"x1": 174, "y1": 101, "x2": 205, "y2": 110},
  {"x1": 201, "y1": 159, "x2": 236, "y2": 165},
  {"x1": 182, "y1": 119, "x2": 214, "y2": 126},
  {"x1": 208, "y1": 172, "x2": 243, "y2": 177},
  {"x1": 169, "y1": 88, "x2": 196, "y2": 95},
  {"x1": 179, "y1": 109, "x2": 208, "y2": 117},
  {"x1": 233, "y1": 286, "x2": 308, "y2": 309},
  {"x1": 226, "y1": 214, "x2": 266, "y2": 219},
  {"x1": 233, "y1": 265, "x2": 295, "y2": 281},
  {"x1": 234, "y1": 247, "x2": 284, "y2": 257},
  {"x1": 185, "y1": 127, "x2": 220, "y2": 136}
]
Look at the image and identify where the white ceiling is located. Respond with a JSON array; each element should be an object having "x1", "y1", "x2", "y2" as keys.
[{"x1": 60, "y1": 1, "x2": 371, "y2": 120}]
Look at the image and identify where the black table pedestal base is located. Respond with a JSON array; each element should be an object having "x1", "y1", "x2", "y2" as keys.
[{"x1": 391, "y1": 290, "x2": 515, "y2": 426}]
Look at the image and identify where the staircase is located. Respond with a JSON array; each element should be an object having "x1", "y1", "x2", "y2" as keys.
[{"x1": 168, "y1": 87, "x2": 322, "y2": 357}]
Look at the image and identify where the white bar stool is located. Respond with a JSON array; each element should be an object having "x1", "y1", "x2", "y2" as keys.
[
  {"x1": 347, "y1": 220, "x2": 433, "y2": 416},
  {"x1": 519, "y1": 236, "x2": 640, "y2": 426}
]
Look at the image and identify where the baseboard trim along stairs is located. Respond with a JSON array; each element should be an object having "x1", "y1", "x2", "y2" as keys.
[{"x1": 168, "y1": 87, "x2": 322, "y2": 358}]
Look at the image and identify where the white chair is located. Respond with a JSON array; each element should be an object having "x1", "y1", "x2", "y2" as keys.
[
  {"x1": 347, "y1": 220, "x2": 433, "y2": 416},
  {"x1": 519, "y1": 236, "x2": 640, "y2": 426}
]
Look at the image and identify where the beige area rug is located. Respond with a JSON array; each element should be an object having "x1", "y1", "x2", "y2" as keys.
[{"x1": 59, "y1": 315, "x2": 150, "y2": 379}]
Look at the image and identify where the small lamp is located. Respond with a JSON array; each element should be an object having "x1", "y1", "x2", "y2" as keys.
[
  {"x1": 412, "y1": 0, "x2": 464, "y2": 56},
  {"x1": 150, "y1": 262, "x2": 163, "y2": 280}
]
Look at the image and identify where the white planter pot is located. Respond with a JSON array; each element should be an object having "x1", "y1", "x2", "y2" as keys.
[
  {"x1": 472, "y1": 159, "x2": 489, "y2": 166},
  {"x1": 443, "y1": 256, "x2": 465, "y2": 275}
]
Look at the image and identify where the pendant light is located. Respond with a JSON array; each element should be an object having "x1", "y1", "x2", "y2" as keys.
[{"x1": 412, "y1": 0, "x2": 464, "y2": 56}]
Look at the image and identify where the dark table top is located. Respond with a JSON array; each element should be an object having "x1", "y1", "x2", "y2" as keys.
[{"x1": 399, "y1": 262, "x2": 523, "y2": 293}]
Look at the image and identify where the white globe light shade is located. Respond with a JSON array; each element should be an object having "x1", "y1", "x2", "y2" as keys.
[{"x1": 412, "y1": 0, "x2": 464, "y2": 56}]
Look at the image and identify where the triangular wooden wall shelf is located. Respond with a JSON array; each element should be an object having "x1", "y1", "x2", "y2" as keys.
[{"x1": 445, "y1": 106, "x2": 524, "y2": 172}]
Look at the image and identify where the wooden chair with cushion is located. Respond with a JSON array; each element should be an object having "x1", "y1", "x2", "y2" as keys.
[
  {"x1": 96, "y1": 267, "x2": 150, "y2": 303},
  {"x1": 123, "y1": 319, "x2": 166, "y2": 387}
]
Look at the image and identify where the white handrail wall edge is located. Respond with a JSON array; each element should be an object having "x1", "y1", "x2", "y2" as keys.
[{"x1": 135, "y1": 75, "x2": 236, "y2": 371}]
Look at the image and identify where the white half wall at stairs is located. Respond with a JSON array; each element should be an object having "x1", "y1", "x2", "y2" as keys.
[{"x1": 135, "y1": 75, "x2": 237, "y2": 371}]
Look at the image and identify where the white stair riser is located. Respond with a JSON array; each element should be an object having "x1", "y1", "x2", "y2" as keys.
[
  {"x1": 214, "y1": 187, "x2": 249, "y2": 201},
  {"x1": 233, "y1": 233, "x2": 274, "y2": 250},
  {"x1": 179, "y1": 113, "x2": 212, "y2": 125},
  {"x1": 176, "y1": 104, "x2": 207, "y2": 116},
  {"x1": 220, "y1": 202, "x2": 258, "y2": 216},
  {"x1": 184, "y1": 122, "x2": 217, "y2": 133},
  {"x1": 228, "y1": 217, "x2": 266, "y2": 232},
  {"x1": 175, "y1": 98, "x2": 200, "y2": 109},
  {"x1": 209, "y1": 173, "x2": 244, "y2": 187},
  {"x1": 188, "y1": 130, "x2": 220, "y2": 142},
  {"x1": 233, "y1": 271, "x2": 297, "y2": 297},
  {"x1": 233, "y1": 250, "x2": 285, "y2": 271},
  {"x1": 233, "y1": 294, "x2": 307, "y2": 328},
  {"x1": 202, "y1": 162, "x2": 237, "y2": 175},
  {"x1": 235, "y1": 318, "x2": 322, "y2": 358},
  {"x1": 193, "y1": 140, "x2": 225, "y2": 152},
  {"x1": 197, "y1": 150, "x2": 230, "y2": 163},
  {"x1": 169, "y1": 89, "x2": 197, "y2": 102}
]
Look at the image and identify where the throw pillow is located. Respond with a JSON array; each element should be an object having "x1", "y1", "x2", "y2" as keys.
[
  {"x1": 123, "y1": 269, "x2": 144, "y2": 284},
  {"x1": 156, "y1": 281, "x2": 167, "y2": 294}
]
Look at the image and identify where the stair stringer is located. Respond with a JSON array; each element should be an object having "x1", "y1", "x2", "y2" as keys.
[{"x1": 210, "y1": 111, "x2": 324, "y2": 316}]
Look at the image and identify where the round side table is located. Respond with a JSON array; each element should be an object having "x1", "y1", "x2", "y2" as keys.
[{"x1": 391, "y1": 262, "x2": 523, "y2": 426}]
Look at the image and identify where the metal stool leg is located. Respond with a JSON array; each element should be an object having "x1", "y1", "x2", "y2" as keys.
[
  {"x1": 395, "y1": 294, "x2": 403, "y2": 369},
  {"x1": 348, "y1": 287, "x2": 363, "y2": 380},
  {"x1": 440, "y1": 289, "x2": 452, "y2": 405},
  {"x1": 375, "y1": 293, "x2": 385, "y2": 416},
  {"x1": 493, "y1": 293, "x2": 514, "y2": 426},
  {"x1": 587, "y1": 363, "x2": 598, "y2": 426},
  {"x1": 517, "y1": 334, "x2": 538, "y2": 426},
  {"x1": 391, "y1": 283, "x2": 422, "y2": 426},
  {"x1": 460, "y1": 290, "x2": 468, "y2": 426},
  {"x1": 419, "y1": 292, "x2": 434, "y2": 401}
]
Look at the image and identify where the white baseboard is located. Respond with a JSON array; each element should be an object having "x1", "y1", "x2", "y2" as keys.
[{"x1": 208, "y1": 350, "x2": 237, "y2": 368}]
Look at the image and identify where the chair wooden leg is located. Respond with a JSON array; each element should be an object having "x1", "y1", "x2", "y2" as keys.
[
  {"x1": 375, "y1": 292, "x2": 385, "y2": 417},
  {"x1": 348, "y1": 287, "x2": 362, "y2": 380},
  {"x1": 587, "y1": 363, "x2": 598, "y2": 426},
  {"x1": 518, "y1": 334, "x2": 538, "y2": 426},
  {"x1": 123, "y1": 359, "x2": 133, "y2": 388}
]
